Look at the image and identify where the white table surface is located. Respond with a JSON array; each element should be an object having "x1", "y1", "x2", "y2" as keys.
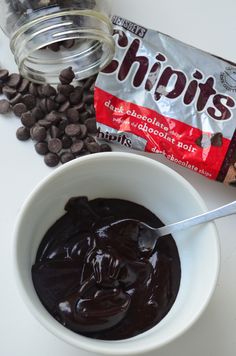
[{"x1": 1, "y1": 1, "x2": 236, "y2": 355}]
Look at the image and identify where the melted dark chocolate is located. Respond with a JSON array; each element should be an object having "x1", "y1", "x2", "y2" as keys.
[{"x1": 32, "y1": 197, "x2": 181, "y2": 340}]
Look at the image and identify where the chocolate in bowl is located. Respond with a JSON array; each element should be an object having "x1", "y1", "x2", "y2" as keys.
[{"x1": 32, "y1": 197, "x2": 181, "y2": 340}]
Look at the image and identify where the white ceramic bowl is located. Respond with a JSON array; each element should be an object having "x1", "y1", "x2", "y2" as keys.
[{"x1": 13, "y1": 152, "x2": 220, "y2": 355}]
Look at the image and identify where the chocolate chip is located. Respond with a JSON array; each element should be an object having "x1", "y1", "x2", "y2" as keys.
[
  {"x1": 22, "y1": 94, "x2": 36, "y2": 110},
  {"x1": 37, "y1": 85, "x2": 44, "y2": 98},
  {"x1": 65, "y1": 123, "x2": 81, "y2": 136},
  {"x1": 74, "y1": 102, "x2": 85, "y2": 113},
  {"x1": 21, "y1": 111, "x2": 36, "y2": 127},
  {"x1": 0, "y1": 69, "x2": 9, "y2": 82},
  {"x1": 83, "y1": 75, "x2": 96, "y2": 90},
  {"x1": 46, "y1": 111, "x2": 61, "y2": 124},
  {"x1": 100, "y1": 143, "x2": 112, "y2": 152},
  {"x1": 62, "y1": 39, "x2": 75, "y2": 49},
  {"x1": 48, "y1": 138, "x2": 62, "y2": 153},
  {"x1": 28, "y1": 82, "x2": 38, "y2": 96},
  {"x1": 16, "y1": 126, "x2": 30, "y2": 141},
  {"x1": 66, "y1": 108, "x2": 79, "y2": 123},
  {"x1": 31, "y1": 126, "x2": 47, "y2": 141},
  {"x1": 78, "y1": 124, "x2": 88, "y2": 139},
  {"x1": 79, "y1": 111, "x2": 89, "y2": 123},
  {"x1": 86, "y1": 141, "x2": 101, "y2": 153},
  {"x1": 83, "y1": 92, "x2": 94, "y2": 105},
  {"x1": 0, "y1": 99, "x2": 10, "y2": 114},
  {"x1": 71, "y1": 140, "x2": 84, "y2": 155},
  {"x1": 10, "y1": 93, "x2": 22, "y2": 106},
  {"x1": 58, "y1": 118, "x2": 68, "y2": 132},
  {"x1": 31, "y1": 106, "x2": 44, "y2": 120},
  {"x1": 48, "y1": 42, "x2": 60, "y2": 52},
  {"x1": 2, "y1": 86, "x2": 17, "y2": 99},
  {"x1": 18, "y1": 78, "x2": 30, "y2": 94},
  {"x1": 38, "y1": 119, "x2": 52, "y2": 129},
  {"x1": 39, "y1": 98, "x2": 56, "y2": 113},
  {"x1": 55, "y1": 93, "x2": 67, "y2": 104},
  {"x1": 6, "y1": 73, "x2": 22, "y2": 88},
  {"x1": 61, "y1": 135, "x2": 72, "y2": 149},
  {"x1": 41, "y1": 84, "x2": 57, "y2": 97},
  {"x1": 211, "y1": 132, "x2": 223, "y2": 147},
  {"x1": 52, "y1": 101, "x2": 59, "y2": 111},
  {"x1": 58, "y1": 100, "x2": 71, "y2": 113},
  {"x1": 61, "y1": 152, "x2": 75, "y2": 164},
  {"x1": 87, "y1": 105, "x2": 95, "y2": 117},
  {"x1": 13, "y1": 103, "x2": 28, "y2": 117},
  {"x1": 85, "y1": 117, "x2": 97, "y2": 134},
  {"x1": 84, "y1": 135, "x2": 96, "y2": 144},
  {"x1": 35, "y1": 141, "x2": 49, "y2": 155},
  {"x1": 57, "y1": 84, "x2": 74, "y2": 96},
  {"x1": 44, "y1": 153, "x2": 60, "y2": 167},
  {"x1": 69, "y1": 88, "x2": 83, "y2": 105},
  {"x1": 59, "y1": 67, "x2": 75, "y2": 84},
  {"x1": 50, "y1": 125, "x2": 61, "y2": 138}
]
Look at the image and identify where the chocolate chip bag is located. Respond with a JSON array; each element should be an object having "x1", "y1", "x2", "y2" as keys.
[{"x1": 94, "y1": 15, "x2": 236, "y2": 186}]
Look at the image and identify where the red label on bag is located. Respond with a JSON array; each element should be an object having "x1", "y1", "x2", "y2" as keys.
[{"x1": 95, "y1": 87, "x2": 230, "y2": 180}]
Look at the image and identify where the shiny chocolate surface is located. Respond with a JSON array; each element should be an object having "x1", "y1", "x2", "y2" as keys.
[{"x1": 32, "y1": 197, "x2": 181, "y2": 340}]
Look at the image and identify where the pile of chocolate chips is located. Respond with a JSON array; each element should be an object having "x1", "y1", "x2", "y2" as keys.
[{"x1": 0, "y1": 67, "x2": 111, "y2": 167}]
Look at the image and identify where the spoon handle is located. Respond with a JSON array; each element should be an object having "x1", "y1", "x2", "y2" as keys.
[{"x1": 157, "y1": 200, "x2": 236, "y2": 237}]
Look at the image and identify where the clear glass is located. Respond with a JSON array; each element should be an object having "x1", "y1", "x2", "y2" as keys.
[{"x1": 0, "y1": 1, "x2": 115, "y2": 84}]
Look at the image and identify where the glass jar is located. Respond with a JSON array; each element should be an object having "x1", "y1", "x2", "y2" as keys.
[{"x1": 0, "y1": 1, "x2": 115, "y2": 84}]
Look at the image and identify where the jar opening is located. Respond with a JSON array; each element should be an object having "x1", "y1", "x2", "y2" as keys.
[{"x1": 10, "y1": 10, "x2": 115, "y2": 84}]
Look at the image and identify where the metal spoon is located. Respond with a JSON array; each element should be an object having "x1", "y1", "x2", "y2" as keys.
[{"x1": 137, "y1": 200, "x2": 236, "y2": 251}]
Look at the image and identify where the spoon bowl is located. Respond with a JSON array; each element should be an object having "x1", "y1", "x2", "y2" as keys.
[{"x1": 137, "y1": 200, "x2": 236, "y2": 251}]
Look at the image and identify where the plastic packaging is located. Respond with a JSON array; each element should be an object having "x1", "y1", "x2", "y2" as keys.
[{"x1": 95, "y1": 15, "x2": 236, "y2": 187}]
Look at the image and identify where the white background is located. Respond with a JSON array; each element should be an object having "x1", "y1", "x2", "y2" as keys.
[{"x1": 0, "y1": 1, "x2": 236, "y2": 355}]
